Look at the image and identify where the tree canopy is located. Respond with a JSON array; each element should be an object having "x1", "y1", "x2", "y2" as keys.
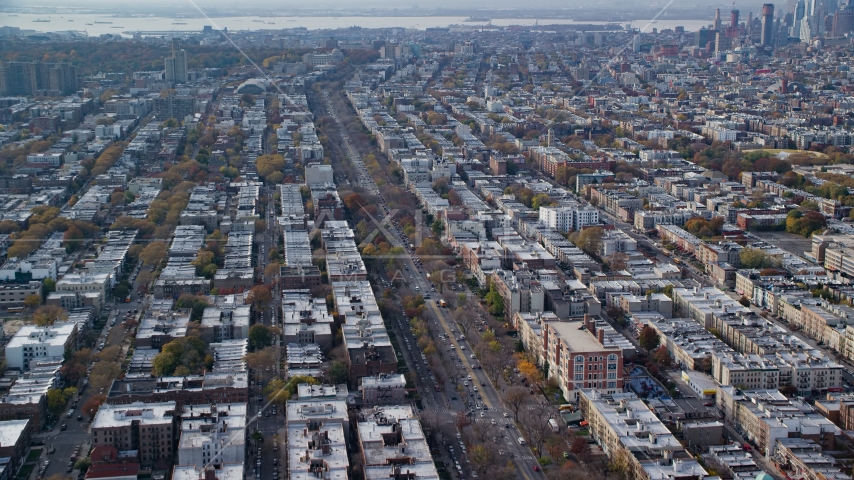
[{"x1": 152, "y1": 337, "x2": 212, "y2": 377}]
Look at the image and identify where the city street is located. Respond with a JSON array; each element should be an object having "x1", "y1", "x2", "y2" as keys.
[{"x1": 320, "y1": 88, "x2": 542, "y2": 479}]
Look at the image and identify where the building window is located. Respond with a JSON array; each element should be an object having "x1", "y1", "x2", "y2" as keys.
[{"x1": 608, "y1": 354, "x2": 617, "y2": 361}]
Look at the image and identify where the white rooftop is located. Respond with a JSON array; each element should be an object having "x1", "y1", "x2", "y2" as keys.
[
  {"x1": 92, "y1": 401, "x2": 177, "y2": 429},
  {"x1": 172, "y1": 464, "x2": 244, "y2": 480}
]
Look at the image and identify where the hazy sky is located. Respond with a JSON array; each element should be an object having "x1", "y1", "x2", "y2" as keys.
[{"x1": 3, "y1": 0, "x2": 751, "y2": 9}]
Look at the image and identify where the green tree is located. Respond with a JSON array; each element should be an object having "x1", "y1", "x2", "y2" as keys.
[
  {"x1": 325, "y1": 361, "x2": 350, "y2": 384},
  {"x1": 484, "y1": 283, "x2": 505, "y2": 317},
  {"x1": 263, "y1": 378, "x2": 292, "y2": 405},
  {"x1": 531, "y1": 193, "x2": 554, "y2": 210},
  {"x1": 431, "y1": 218, "x2": 444, "y2": 236},
  {"x1": 139, "y1": 241, "x2": 167, "y2": 267},
  {"x1": 113, "y1": 284, "x2": 129, "y2": 300},
  {"x1": 572, "y1": 226, "x2": 604, "y2": 256},
  {"x1": 739, "y1": 247, "x2": 781, "y2": 269},
  {"x1": 175, "y1": 294, "x2": 209, "y2": 322},
  {"x1": 638, "y1": 325, "x2": 660, "y2": 352},
  {"x1": 46, "y1": 388, "x2": 69, "y2": 414},
  {"x1": 74, "y1": 457, "x2": 92, "y2": 472},
  {"x1": 248, "y1": 324, "x2": 274, "y2": 350},
  {"x1": 24, "y1": 294, "x2": 41, "y2": 308},
  {"x1": 43, "y1": 278, "x2": 56, "y2": 294},
  {"x1": 152, "y1": 337, "x2": 210, "y2": 376}
]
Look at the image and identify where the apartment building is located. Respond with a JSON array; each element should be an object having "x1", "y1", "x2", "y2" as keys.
[
  {"x1": 178, "y1": 403, "x2": 246, "y2": 467},
  {"x1": 773, "y1": 438, "x2": 849, "y2": 480},
  {"x1": 333, "y1": 281, "x2": 397, "y2": 383},
  {"x1": 490, "y1": 269, "x2": 545, "y2": 321},
  {"x1": 711, "y1": 352, "x2": 780, "y2": 390},
  {"x1": 697, "y1": 241, "x2": 742, "y2": 269},
  {"x1": 91, "y1": 401, "x2": 178, "y2": 468},
  {"x1": 538, "y1": 205, "x2": 599, "y2": 233},
  {"x1": 0, "y1": 281, "x2": 43, "y2": 309},
  {"x1": 599, "y1": 229, "x2": 638, "y2": 257},
  {"x1": 617, "y1": 293, "x2": 673, "y2": 318},
  {"x1": 642, "y1": 314, "x2": 728, "y2": 370},
  {"x1": 357, "y1": 405, "x2": 439, "y2": 480},
  {"x1": 106, "y1": 372, "x2": 248, "y2": 408},
  {"x1": 136, "y1": 299, "x2": 190, "y2": 350},
  {"x1": 199, "y1": 304, "x2": 251, "y2": 343},
  {"x1": 285, "y1": 343, "x2": 323, "y2": 378},
  {"x1": 5, "y1": 322, "x2": 77, "y2": 371},
  {"x1": 633, "y1": 210, "x2": 694, "y2": 231},
  {"x1": 543, "y1": 316, "x2": 624, "y2": 402},
  {"x1": 672, "y1": 287, "x2": 749, "y2": 329},
  {"x1": 322, "y1": 221, "x2": 367, "y2": 282},
  {"x1": 657, "y1": 224, "x2": 701, "y2": 256},
  {"x1": 286, "y1": 384, "x2": 350, "y2": 480},
  {"x1": 589, "y1": 188, "x2": 643, "y2": 221},
  {"x1": 360, "y1": 374, "x2": 407, "y2": 406},
  {"x1": 716, "y1": 388, "x2": 838, "y2": 456},
  {"x1": 578, "y1": 390, "x2": 710, "y2": 480},
  {"x1": 792, "y1": 301, "x2": 854, "y2": 353},
  {"x1": 459, "y1": 241, "x2": 503, "y2": 286},
  {"x1": 282, "y1": 290, "x2": 334, "y2": 351},
  {"x1": 173, "y1": 465, "x2": 244, "y2": 480},
  {"x1": 0, "y1": 419, "x2": 31, "y2": 479}
]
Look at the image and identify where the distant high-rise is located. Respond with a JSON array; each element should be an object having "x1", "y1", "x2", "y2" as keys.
[
  {"x1": 714, "y1": 8, "x2": 722, "y2": 30},
  {"x1": 153, "y1": 95, "x2": 195, "y2": 121},
  {"x1": 164, "y1": 39, "x2": 188, "y2": 85},
  {"x1": 832, "y1": 0, "x2": 854, "y2": 35},
  {"x1": 792, "y1": 0, "x2": 806, "y2": 38},
  {"x1": 0, "y1": 61, "x2": 76, "y2": 96},
  {"x1": 762, "y1": 3, "x2": 776, "y2": 46}
]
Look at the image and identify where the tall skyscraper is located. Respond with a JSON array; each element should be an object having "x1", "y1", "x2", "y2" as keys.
[
  {"x1": 164, "y1": 39, "x2": 188, "y2": 85},
  {"x1": 792, "y1": 0, "x2": 806, "y2": 38},
  {"x1": 762, "y1": 3, "x2": 776, "y2": 46},
  {"x1": 714, "y1": 8, "x2": 722, "y2": 30}
]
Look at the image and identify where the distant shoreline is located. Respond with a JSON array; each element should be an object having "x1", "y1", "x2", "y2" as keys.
[{"x1": 0, "y1": 7, "x2": 719, "y2": 23}]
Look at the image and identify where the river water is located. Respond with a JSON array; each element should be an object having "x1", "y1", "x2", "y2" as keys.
[{"x1": 3, "y1": 13, "x2": 712, "y2": 36}]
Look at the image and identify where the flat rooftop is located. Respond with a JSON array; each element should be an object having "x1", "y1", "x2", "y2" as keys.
[
  {"x1": 0, "y1": 419, "x2": 28, "y2": 447},
  {"x1": 92, "y1": 401, "x2": 177, "y2": 429},
  {"x1": 547, "y1": 320, "x2": 609, "y2": 352},
  {"x1": 172, "y1": 464, "x2": 244, "y2": 480}
]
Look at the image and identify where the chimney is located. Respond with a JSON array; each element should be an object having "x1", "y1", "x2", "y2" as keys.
[
  {"x1": 597, "y1": 327, "x2": 604, "y2": 344},
  {"x1": 204, "y1": 466, "x2": 217, "y2": 480}
]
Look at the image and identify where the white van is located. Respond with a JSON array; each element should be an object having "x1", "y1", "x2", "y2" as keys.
[{"x1": 517, "y1": 437, "x2": 526, "y2": 445}]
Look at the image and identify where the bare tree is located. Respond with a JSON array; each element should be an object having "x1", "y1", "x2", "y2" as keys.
[
  {"x1": 481, "y1": 350, "x2": 506, "y2": 384},
  {"x1": 468, "y1": 444, "x2": 495, "y2": 475},
  {"x1": 470, "y1": 418, "x2": 499, "y2": 445},
  {"x1": 418, "y1": 410, "x2": 443, "y2": 446},
  {"x1": 503, "y1": 386, "x2": 530, "y2": 422},
  {"x1": 455, "y1": 411, "x2": 472, "y2": 430},
  {"x1": 520, "y1": 404, "x2": 553, "y2": 457}
]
